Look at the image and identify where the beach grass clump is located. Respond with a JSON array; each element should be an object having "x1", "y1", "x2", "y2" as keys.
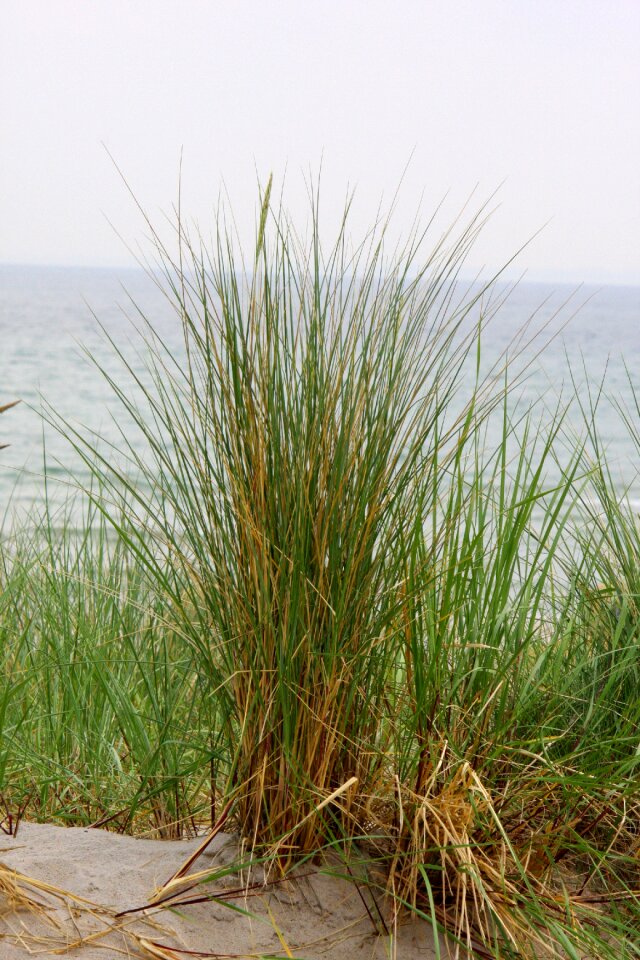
[
  {"x1": 1, "y1": 181, "x2": 637, "y2": 957},
  {"x1": 59, "y1": 180, "x2": 513, "y2": 857},
  {"x1": 356, "y1": 401, "x2": 639, "y2": 954}
]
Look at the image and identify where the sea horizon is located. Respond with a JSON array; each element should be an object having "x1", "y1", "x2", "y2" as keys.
[{"x1": 2, "y1": 263, "x2": 639, "y2": 520}]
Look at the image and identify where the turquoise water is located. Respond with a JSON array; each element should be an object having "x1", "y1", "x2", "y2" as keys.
[{"x1": 1, "y1": 264, "x2": 639, "y2": 521}]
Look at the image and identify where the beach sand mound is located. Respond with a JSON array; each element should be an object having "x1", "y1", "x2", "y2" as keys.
[{"x1": 0, "y1": 822, "x2": 441, "y2": 959}]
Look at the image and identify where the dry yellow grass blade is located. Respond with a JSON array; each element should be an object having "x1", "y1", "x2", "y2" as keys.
[
  {"x1": 264, "y1": 901, "x2": 294, "y2": 958},
  {"x1": 1, "y1": 863, "x2": 102, "y2": 910},
  {"x1": 271, "y1": 777, "x2": 359, "y2": 862},
  {"x1": 149, "y1": 799, "x2": 234, "y2": 906},
  {"x1": 0, "y1": 862, "x2": 54, "y2": 918},
  {"x1": 136, "y1": 938, "x2": 286, "y2": 960},
  {"x1": 138, "y1": 938, "x2": 184, "y2": 960},
  {"x1": 1, "y1": 859, "x2": 173, "y2": 958}
]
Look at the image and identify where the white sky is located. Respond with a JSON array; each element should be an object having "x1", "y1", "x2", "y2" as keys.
[{"x1": 2, "y1": 0, "x2": 639, "y2": 283}]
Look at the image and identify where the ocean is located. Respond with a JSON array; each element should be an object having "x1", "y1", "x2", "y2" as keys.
[{"x1": 1, "y1": 264, "x2": 639, "y2": 523}]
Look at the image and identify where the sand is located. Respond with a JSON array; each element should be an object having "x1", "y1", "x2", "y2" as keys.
[{"x1": 0, "y1": 822, "x2": 442, "y2": 960}]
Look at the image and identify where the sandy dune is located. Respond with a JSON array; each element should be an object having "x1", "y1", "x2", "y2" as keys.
[{"x1": 0, "y1": 822, "x2": 442, "y2": 959}]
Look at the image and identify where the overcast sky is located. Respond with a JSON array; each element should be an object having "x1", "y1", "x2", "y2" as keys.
[{"x1": 2, "y1": 1, "x2": 639, "y2": 283}]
